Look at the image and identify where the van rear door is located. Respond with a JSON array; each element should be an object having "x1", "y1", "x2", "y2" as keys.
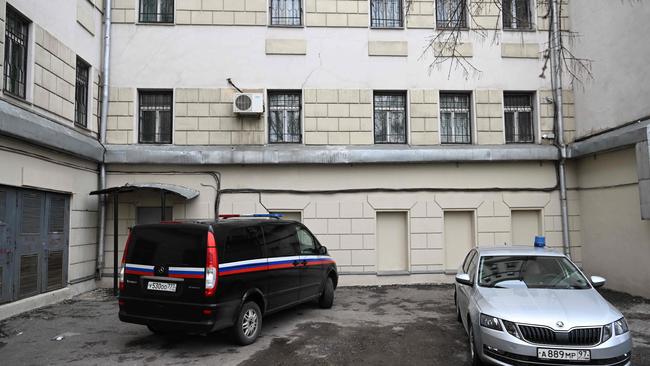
[{"x1": 122, "y1": 224, "x2": 207, "y2": 304}]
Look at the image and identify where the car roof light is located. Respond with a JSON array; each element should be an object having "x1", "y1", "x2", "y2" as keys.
[{"x1": 534, "y1": 236, "x2": 546, "y2": 248}]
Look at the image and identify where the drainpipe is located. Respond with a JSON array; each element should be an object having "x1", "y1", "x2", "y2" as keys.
[
  {"x1": 96, "y1": 0, "x2": 112, "y2": 279},
  {"x1": 549, "y1": 0, "x2": 571, "y2": 257}
]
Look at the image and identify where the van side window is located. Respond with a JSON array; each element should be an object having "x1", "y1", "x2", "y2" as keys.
[
  {"x1": 263, "y1": 223, "x2": 299, "y2": 258},
  {"x1": 297, "y1": 227, "x2": 318, "y2": 255},
  {"x1": 222, "y1": 226, "x2": 264, "y2": 263}
]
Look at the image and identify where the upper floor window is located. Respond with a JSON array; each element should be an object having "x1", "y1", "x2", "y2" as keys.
[
  {"x1": 436, "y1": 0, "x2": 467, "y2": 29},
  {"x1": 371, "y1": 0, "x2": 404, "y2": 28},
  {"x1": 440, "y1": 93, "x2": 471, "y2": 144},
  {"x1": 374, "y1": 92, "x2": 407, "y2": 144},
  {"x1": 139, "y1": 0, "x2": 174, "y2": 23},
  {"x1": 270, "y1": 0, "x2": 302, "y2": 26},
  {"x1": 504, "y1": 93, "x2": 534, "y2": 143},
  {"x1": 75, "y1": 57, "x2": 90, "y2": 128},
  {"x1": 268, "y1": 91, "x2": 301, "y2": 143},
  {"x1": 503, "y1": 0, "x2": 532, "y2": 30},
  {"x1": 138, "y1": 90, "x2": 173, "y2": 144},
  {"x1": 4, "y1": 6, "x2": 30, "y2": 99}
]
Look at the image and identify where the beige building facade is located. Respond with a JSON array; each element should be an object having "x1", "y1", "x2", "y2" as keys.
[{"x1": 0, "y1": 0, "x2": 647, "y2": 315}]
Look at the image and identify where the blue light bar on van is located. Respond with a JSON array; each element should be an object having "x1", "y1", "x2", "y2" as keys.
[{"x1": 218, "y1": 214, "x2": 283, "y2": 219}]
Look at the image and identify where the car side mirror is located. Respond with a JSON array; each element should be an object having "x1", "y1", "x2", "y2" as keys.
[
  {"x1": 590, "y1": 275, "x2": 606, "y2": 288},
  {"x1": 456, "y1": 273, "x2": 473, "y2": 286},
  {"x1": 319, "y1": 246, "x2": 328, "y2": 255}
]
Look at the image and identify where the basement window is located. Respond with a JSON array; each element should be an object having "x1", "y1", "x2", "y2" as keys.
[
  {"x1": 75, "y1": 57, "x2": 90, "y2": 128},
  {"x1": 4, "y1": 6, "x2": 30, "y2": 99},
  {"x1": 139, "y1": 0, "x2": 174, "y2": 23},
  {"x1": 371, "y1": 0, "x2": 404, "y2": 28},
  {"x1": 268, "y1": 91, "x2": 302, "y2": 143},
  {"x1": 374, "y1": 92, "x2": 407, "y2": 144},
  {"x1": 138, "y1": 90, "x2": 173, "y2": 144},
  {"x1": 270, "y1": 0, "x2": 303, "y2": 26},
  {"x1": 440, "y1": 93, "x2": 472, "y2": 144},
  {"x1": 503, "y1": 0, "x2": 532, "y2": 30},
  {"x1": 436, "y1": 0, "x2": 467, "y2": 29},
  {"x1": 504, "y1": 93, "x2": 534, "y2": 143}
]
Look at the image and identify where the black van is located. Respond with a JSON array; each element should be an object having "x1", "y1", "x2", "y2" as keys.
[{"x1": 118, "y1": 218, "x2": 337, "y2": 345}]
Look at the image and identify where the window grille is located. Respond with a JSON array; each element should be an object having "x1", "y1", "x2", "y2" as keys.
[
  {"x1": 75, "y1": 58, "x2": 90, "y2": 127},
  {"x1": 374, "y1": 92, "x2": 407, "y2": 144},
  {"x1": 270, "y1": 0, "x2": 302, "y2": 26},
  {"x1": 139, "y1": 0, "x2": 174, "y2": 23},
  {"x1": 139, "y1": 91, "x2": 173, "y2": 144},
  {"x1": 269, "y1": 92, "x2": 302, "y2": 143},
  {"x1": 371, "y1": 0, "x2": 404, "y2": 28},
  {"x1": 4, "y1": 7, "x2": 29, "y2": 99},
  {"x1": 436, "y1": 0, "x2": 467, "y2": 29},
  {"x1": 503, "y1": 0, "x2": 532, "y2": 29},
  {"x1": 504, "y1": 93, "x2": 534, "y2": 143},
  {"x1": 440, "y1": 93, "x2": 471, "y2": 144}
]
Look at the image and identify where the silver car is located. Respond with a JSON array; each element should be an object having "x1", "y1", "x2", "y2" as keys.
[{"x1": 455, "y1": 246, "x2": 632, "y2": 366}]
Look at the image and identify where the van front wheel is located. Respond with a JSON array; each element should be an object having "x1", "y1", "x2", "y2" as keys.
[
  {"x1": 318, "y1": 277, "x2": 334, "y2": 309},
  {"x1": 233, "y1": 301, "x2": 262, "y2": 346}
]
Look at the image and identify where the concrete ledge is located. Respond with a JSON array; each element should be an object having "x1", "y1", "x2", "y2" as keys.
[
  {"x1": 265, "y1": 39, "x2": 307, "y2": 55},
  {"x1": 105, "y1": 144, "x2": 560, "y2": 165},
  {"x1": 0, "y1": 279, "x2": 97, "y2": 321},
  {"x1": 368, "y1": 41, "x2": 408, "y2": 57},
  {"x1": 0, "y1": 100, "x2": 103, "y2": 162},
  {"x1": 568, "y1": 120, "x2": 649, "y2": 158}
]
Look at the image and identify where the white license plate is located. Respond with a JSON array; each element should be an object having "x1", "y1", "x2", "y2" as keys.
[
  {"x1": 146, "y1": 281, "x2": 177, "y2": 292},
  {"x1": 538, "y1": 348, "x2": 591, "y2": 361}
]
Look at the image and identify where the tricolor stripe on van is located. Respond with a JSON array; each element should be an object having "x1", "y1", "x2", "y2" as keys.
[
  {"x1": 218, "y1": 255, "x2": 335, "y2": 277},
  {"x1": 124, "y1": 264, "x2": 204, "y2": 279}
]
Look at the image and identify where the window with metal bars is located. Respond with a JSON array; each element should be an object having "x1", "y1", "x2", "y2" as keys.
[
  {"x1": 139, "y1": 0, "x2": 174, "y2": 23},
  {"x1": 4, "y1": 6, "x2": 30, "y2": 99},
  {"x1": 75, "y1": 58, "x2": 90, "y2": 127},
  {"x1": 138, "y1": 91, "x2": 173, "y2": 144},
  {"x1": 270, "y1": 0, "x2": 302, "y2": 26},
  {"x1": 440, "y1": 93, "x2": 472, "y2": 144},
  {"x1": 503, "y1": 0, "x2": 532, "y2": 30},
  {"x1": 436, "y1": 0, "x2": 467, "y2": 29},
  {"x1": 371, "y1": 0, "x2": 404, "y2": 28},
  {"x1": 268, "y1": 92, "x2": 302, "y2": 143},
  {"x1": 504, "y1": 93, "x2": 534, "y2": 143},
  {"x1": 374, "y1": 92, "x2": 407, "y2": 144}
]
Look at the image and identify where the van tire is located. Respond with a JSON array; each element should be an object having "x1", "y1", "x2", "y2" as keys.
[
  {"x1": 233, "y1": 301, "x2": 262, "y2": 346},
  {"x1": 318, "y1": 278, "x2": 334, "y2": 309}
]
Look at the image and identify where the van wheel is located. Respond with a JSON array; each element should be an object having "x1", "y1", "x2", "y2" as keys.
[
  {"x1": 233, "y1": 301, "x2": 262, "y2": 346},
  {"x1": 318, "y1": 277, "x2": 334, "y2": 309}
]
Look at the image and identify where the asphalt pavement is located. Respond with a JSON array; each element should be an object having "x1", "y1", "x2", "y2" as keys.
[{"x1": 0, "y1": 285, "x2": 648, "y2": 365}]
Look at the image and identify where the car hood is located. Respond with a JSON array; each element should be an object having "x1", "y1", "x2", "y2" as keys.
[{"x1": 476, "y1": 287, "x2": 622, "y2": 330}]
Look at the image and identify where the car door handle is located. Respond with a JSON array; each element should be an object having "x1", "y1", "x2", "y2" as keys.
[
  {"x1": 301, "y1": 260, "x2": 307, "y2": 266},
  {"x1": 293, "y1": 260, "x2": 301, "y2": 266}
]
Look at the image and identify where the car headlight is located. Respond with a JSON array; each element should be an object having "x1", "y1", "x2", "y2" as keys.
[
  {"x1": 480, "y1": 313, "x2": 502, "y2": 331},
  {"x1": 613, "y1": 318, "x2": 629, "y2": 335},
  {"x1": 502, "y1": 320, "x2": 521, "y2": 339},
  {"x1": 602, "y1": 323, "x2": 613, "y2": 342}
]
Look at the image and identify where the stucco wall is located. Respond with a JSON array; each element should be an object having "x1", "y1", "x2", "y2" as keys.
[
  {"x1": 577, "y1": 148, "x2": 650, "y2": 298},
  {"x1": 102, "y1": 162, "x2": 582, "y2": 282},
  {"x1": 569, "y1": 0, "x2": 650, "y2": 137}
]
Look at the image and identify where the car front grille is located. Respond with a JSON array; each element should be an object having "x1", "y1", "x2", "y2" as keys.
[{"x1": 518, "y1": 325, "x2": 601, "y2": 346}]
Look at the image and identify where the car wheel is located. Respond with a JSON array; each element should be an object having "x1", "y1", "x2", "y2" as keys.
[
  {"x1": 318, "y1": 277, "x2": 335, "y2": 309},
  {"x1": 232, "y1": 301, "x2": 262, "y2": 346},
  {"x1": 454, "y1": 290, "x2": 462, "y2": 323},
  {"x1": 468, "y1": 320, "x2": 483, "y2": 366}
]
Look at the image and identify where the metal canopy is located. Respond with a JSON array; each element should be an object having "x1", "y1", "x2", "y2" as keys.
[
  {"x1": 89, "y1": 182, "x2": 199, "y2": 200},
  {"x1": 89, "y1": 183, "x2": 199, "y2": 295}
]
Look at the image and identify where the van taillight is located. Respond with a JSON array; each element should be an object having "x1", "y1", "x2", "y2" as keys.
[
  {"x1": 205, "y1": 231, "x2": 218, "y2": 297},
  {"x1": 119, "y1": 231, "x2": 133, "y2": 291}
]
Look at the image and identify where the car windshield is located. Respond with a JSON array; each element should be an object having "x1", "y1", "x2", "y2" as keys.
[{"x1": 478, "y1": 255, "x2": 590, "y2": 290}]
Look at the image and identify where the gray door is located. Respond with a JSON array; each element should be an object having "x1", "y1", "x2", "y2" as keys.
[
  {"x1": 44, "y1": 194, "x2": 69, "y2": 292},
  {"x1": 15, "y1": 190, "x2": 44, "y2": 299},
  {"x1": 0, "y1": 187, "x2": 16, "y2": 304}
]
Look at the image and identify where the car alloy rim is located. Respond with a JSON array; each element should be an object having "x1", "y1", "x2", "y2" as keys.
[{"x1": 242, "y1": 309, "x2": 258, "y2": 338}]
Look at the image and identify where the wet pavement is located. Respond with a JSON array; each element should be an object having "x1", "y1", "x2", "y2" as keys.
[{"x1": 0, "y1": 285, "x2": 648, "y2": 365}]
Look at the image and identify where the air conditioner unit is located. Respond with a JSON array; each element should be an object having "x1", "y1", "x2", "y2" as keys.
[{"x1": 233, "y1": 93, "x2": 264, "y2": 115}]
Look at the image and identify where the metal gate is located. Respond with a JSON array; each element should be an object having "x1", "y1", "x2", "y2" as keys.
[{"x1": 0, "y1": 185, "x2": 69, "y2": 303}]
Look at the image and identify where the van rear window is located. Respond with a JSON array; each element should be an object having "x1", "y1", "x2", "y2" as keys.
[{"x1": 127, "y1": 226, "x2": 206, "y2": 267}]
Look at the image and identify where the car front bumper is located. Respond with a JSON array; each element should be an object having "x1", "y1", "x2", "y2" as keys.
[{"x1": 477, "y1": 326, "x2": 632, "y2": 366}]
